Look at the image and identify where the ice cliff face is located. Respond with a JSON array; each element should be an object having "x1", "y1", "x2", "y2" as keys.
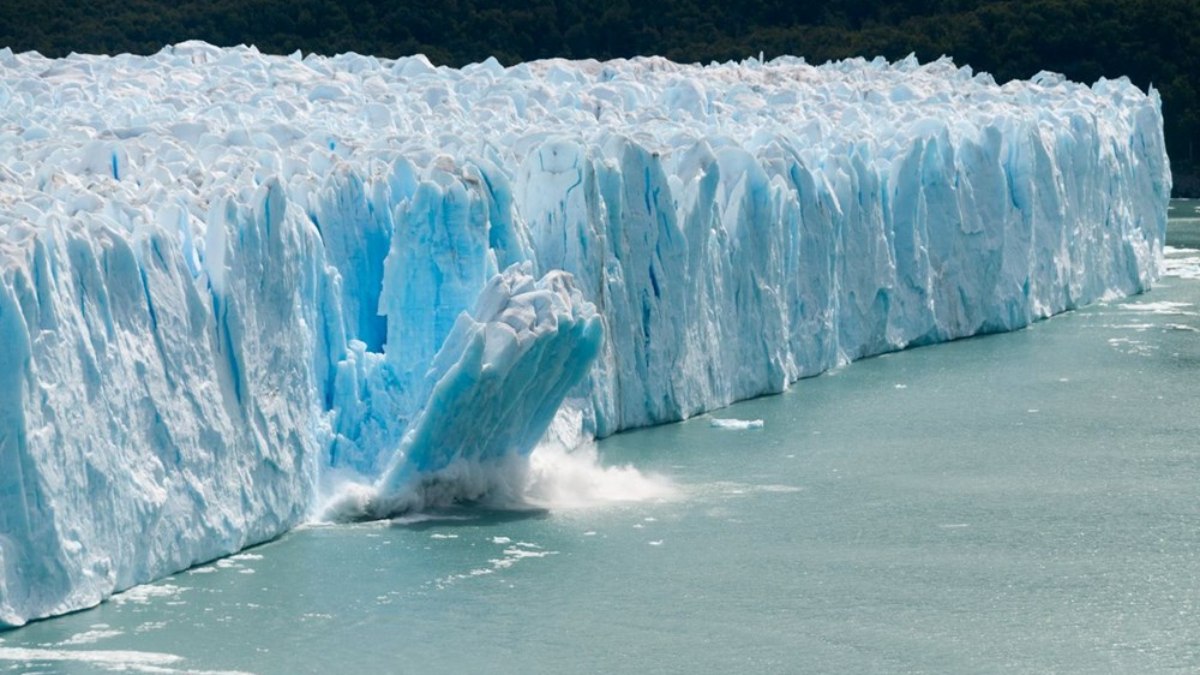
[{"x1": 0, "y1": 42, "x2": 1171, "y2": 626}]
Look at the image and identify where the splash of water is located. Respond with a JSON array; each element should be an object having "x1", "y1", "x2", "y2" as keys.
[{"x1": 314, "y1": 436, "x2": 676, "y2": 522}]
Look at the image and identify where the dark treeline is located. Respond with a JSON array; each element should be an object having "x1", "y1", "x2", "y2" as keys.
[{"x1": 2, "y1": 0, "x2": 1197, "y2": 194}]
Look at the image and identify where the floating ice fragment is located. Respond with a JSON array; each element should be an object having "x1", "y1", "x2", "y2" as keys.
[
  {"x1": 757, "y1": 484, "x2": 803, "y2": 493},
  {"x1": 710, "y1": 418, "x2": 765, "y2": 430},
  {"x1": 0, "y1": 647, "x2": 182, "y2": 668},
  {"x1": 111, "y1": 584, "x2": 186, "y2": 605},
  {"x1": 1117, "y1": 301, "x2": 1197, "y2": 315},
  {"x1": 57, "y1": 629, "x2": 123, "y2": 646}
]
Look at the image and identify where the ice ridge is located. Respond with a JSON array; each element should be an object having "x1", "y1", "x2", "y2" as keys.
[{"x1": 0, "y1": 42, "x2": 1170, "y2": 626}]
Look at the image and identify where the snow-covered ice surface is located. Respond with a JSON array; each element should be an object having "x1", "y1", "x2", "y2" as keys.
[{"x1": 0, "y1": 42, "x2": 1170, "y2": 626}]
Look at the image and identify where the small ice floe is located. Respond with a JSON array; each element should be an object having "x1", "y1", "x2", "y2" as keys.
[
  {"x1": 111, "y1": 584, "x2": 186, "y2": 605},
  {"x1": 1117, "y1": 300, "x2": 1196, "y2": 316},
  {"x1": 709, "y1": 418, "x2": 764, "y2": 430},
  {"x1": 757, "y1": 484, "x2": 803, "y2": 493},
  {"x1": 436, "y1": 541, "x2": 556, "y2": 588},
  {"x1": 57, "y1": 628, "x2": 123, "y2": 646},
  {"x1": 1162, "y1": 248, "x2": 1200, "y2": 280},
  {"x1": 0, "y1": 647, "x2": 184, "y2": 669},
  {"x1": 1107, "y1": 337, "x2": 1158, "y2": 356},
  {"x1": 1166, "y1": 323, "x2": 1200, "y2": 332}
]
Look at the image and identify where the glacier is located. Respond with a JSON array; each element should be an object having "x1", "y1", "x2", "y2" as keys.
[{"x1": 0, "y1": 41, "x2": 1170, "y2": 626}]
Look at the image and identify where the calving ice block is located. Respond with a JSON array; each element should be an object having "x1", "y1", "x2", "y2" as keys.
[{"x1": 0, "y1": 42, "x2": 1170, "y2": 626}]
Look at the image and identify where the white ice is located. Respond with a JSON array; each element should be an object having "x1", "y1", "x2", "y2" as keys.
[
  {"x1": 0, "y1": 42, "x2": 1170, "y2": 626},
  {"x1": 710, "y1": 418, "x2": 766, "y2": 430}
]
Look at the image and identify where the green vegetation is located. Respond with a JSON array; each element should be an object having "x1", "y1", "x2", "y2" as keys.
[{"x1": 2, "y1": 0, "x2": 1197, "y2": 194}]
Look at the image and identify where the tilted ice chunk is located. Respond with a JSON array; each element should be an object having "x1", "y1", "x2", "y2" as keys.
[
  {"x1": 391, "y1": 264, "x2": 602, "y2": 479},
  {"x1": 325, "y1": 263, "x2": 603, "y2": 519}
]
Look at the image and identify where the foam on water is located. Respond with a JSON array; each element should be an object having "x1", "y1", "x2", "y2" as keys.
[
  {"x1": 434, "y1": 539, "x2": 558, "y2": 589},
  {"x1": 522, "y1": 443, "x2": 679, "y2": 510},
  {"x1": 318, "y1": 441, "x2": 677, "y2": 519}
]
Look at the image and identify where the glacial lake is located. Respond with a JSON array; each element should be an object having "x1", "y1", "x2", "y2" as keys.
[{"x1": 2, "y1": 204, "x2": 1198, "y2": 674}]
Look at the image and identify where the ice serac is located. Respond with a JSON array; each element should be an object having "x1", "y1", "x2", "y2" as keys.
[
  {"x1": 0, "y1": 43, "x2": 1171, "y2": 626},
  {"x1": 329, "y1": 262, "x2": 604, "y2": 519}
]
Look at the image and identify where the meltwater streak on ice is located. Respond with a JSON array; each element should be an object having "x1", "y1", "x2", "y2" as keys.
[{"x1": 0, "y1": 43, "x2": 1170, "y2": 625}]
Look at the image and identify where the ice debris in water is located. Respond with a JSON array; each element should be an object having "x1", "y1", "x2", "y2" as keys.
[
  {"x1": 1162, "y1": 246, "x2": 1200, "y2": 279},
  {"x1": 710, "y1": 418, "x2": 766, "y2": 430},
  {"x1": 0, "y1": 42, "x2": 1170, "y2": 626}
]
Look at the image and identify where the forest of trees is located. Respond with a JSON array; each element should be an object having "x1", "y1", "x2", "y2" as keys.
[{"x1": 2, "y1": 0, "x2": 1197, "y2": 194}]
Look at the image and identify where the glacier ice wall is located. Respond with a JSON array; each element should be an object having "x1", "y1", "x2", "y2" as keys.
[{"x1": 0, "y1": 42, "x2": 1170, "y2": 626}]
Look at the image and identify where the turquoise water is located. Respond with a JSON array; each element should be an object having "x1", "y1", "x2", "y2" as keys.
[
  {"x1": 1169, "y1": 199, "x2": 1200, "y2": 248},
  {"x1": 2, "y1": 209, "x2": 1198, "y2": 674}
]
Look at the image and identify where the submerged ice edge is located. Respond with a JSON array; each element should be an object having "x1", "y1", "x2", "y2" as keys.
[{"x1": 0, "y1": 44, "x2": 1170, "y2": 626}]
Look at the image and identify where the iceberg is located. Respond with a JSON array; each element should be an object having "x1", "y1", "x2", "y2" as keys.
[{"x1": 0, "y1": 42, "x2": 1170, "y2": 626}]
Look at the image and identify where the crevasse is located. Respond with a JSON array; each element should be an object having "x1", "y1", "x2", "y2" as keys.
[{"x1": 0, "y1": 42, "x2": 1170, "y2": 626}]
